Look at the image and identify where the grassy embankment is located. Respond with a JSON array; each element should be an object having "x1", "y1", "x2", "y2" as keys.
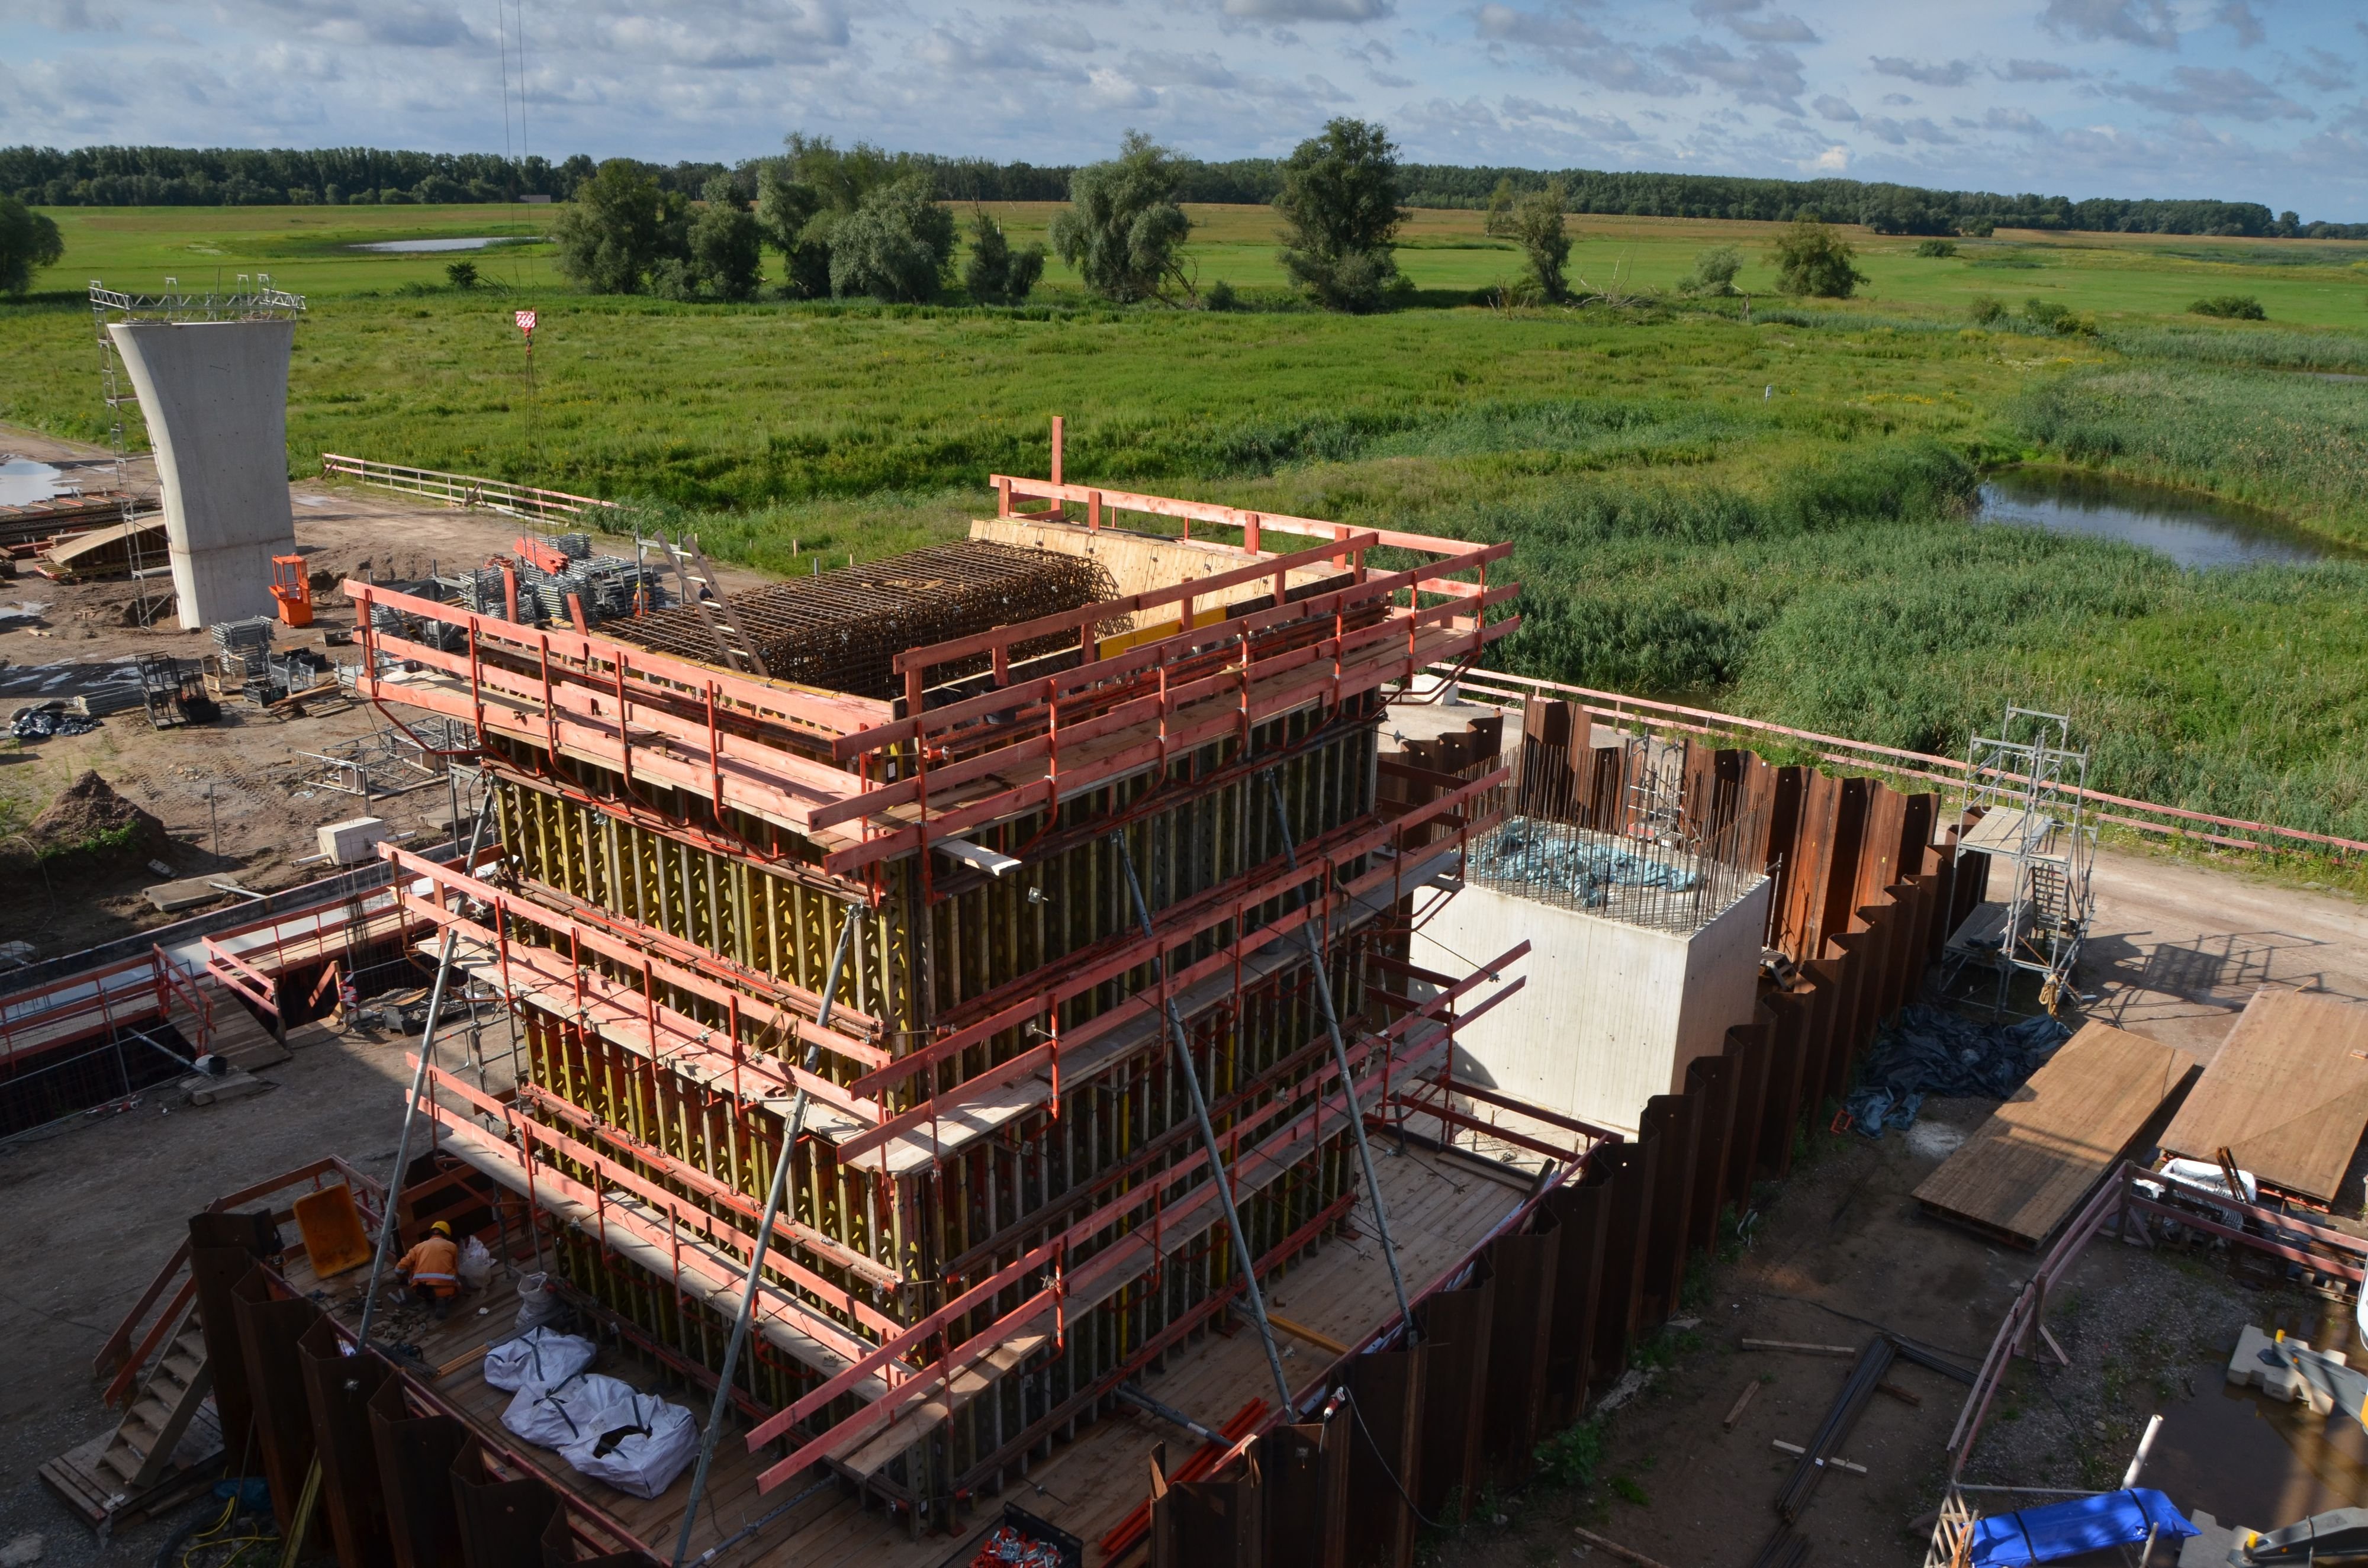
[{"x1": 6, "y1": 204, "x2": 2368, "y2": 868}]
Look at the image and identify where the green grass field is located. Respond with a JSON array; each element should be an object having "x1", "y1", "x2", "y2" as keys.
[{"x1": 9, "y1": 202, "x2": 2368, "y2": 860}]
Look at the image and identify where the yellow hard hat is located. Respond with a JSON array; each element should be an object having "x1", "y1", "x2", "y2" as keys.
[{"x1": 430, "y1": 1221, "x2": 452, "y2": 1237}]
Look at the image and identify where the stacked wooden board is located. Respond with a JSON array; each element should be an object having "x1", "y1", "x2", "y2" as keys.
[
  {"x1": 2159, "y1": 988, "x2": 2368, "y2": 1206},
  {"x1": 1916, "y1": 1020, "x2": 2200, "y2": 1248}
]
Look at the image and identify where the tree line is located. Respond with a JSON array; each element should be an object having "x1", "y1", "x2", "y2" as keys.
[
  {"x1": 8, "y1": 141, "x2": 2363, "y2": 240},
  {"x1": 540, "y1": 123, "x2": 1886, "y2": 311}
]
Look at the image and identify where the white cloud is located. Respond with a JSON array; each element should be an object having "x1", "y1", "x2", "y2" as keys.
[
  {"x1": 2039, "y1": 0, "x2": 2178, "y2": 50},
  {"x1": 1861, "y1": 114, "x2": 1958, "y2": 144},
  {"x1": 1813, "y1": 93, "x2": 1858, "y2": 122},
  {"x1": 2214, "y1": 1, "x2": 2266, "y2": 48},
  {"x1": 1654, "y1": 37, "x2": 1806, "y2": 114},
  {"x1": 1871, "y1": 56, "x2": 1974, "y2": 88},
  {"x1": 1222, "y1": 0, "x2": 1391, "y2": 20},
  {"x1": 2113, "y1": 65, "x2": 2314, "y2": 121},
  {"x1": 1809, "y1": 143, "x2": 1849, "y2": 170}
]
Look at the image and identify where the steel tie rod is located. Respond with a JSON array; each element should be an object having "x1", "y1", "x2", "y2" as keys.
[
  {"x1": 1112, "y1": 829, "x2": 1295, "y2": 1413},
  {"x1": 1262, "y1": 769, "x2": 1418, "y2": 1344},
  {"x1": 673, "y1": 903, "x2": 863, "y2": 1567},
  {"x1": 357, "y1": 791, "x2": 497, "y2": 1349}
]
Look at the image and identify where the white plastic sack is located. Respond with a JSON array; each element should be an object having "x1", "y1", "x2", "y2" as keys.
[
  {"x1": 482, "y1": 1328, "x2": 596, "y2": 1395},
  {"x1": 501, "y1": 1370, "x2": 638, "y2": 1451},
  {"x1": 515, "y1": 1271, "x2": 562, "y2": 1332},
  {"x1": 458, "y1": 1236, "x2": 495, "y2": 1290},
  {"x1": 559, "y1": 1390, "x2": 699, "y2": 1500}
]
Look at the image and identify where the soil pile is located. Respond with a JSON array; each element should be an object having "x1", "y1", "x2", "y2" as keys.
[{"x1": 23, "y1": 769, "x2": 172, "y2": 867}]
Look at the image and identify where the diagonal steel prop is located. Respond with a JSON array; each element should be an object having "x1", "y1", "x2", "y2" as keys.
[{"x1": 1112, "y1": 828, "x2": 1295, "y2": 1412}]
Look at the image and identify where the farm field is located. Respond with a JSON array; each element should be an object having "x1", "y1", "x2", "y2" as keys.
[{"x1": 7, "y1": 202, "x2": 2368, "y2": 859}]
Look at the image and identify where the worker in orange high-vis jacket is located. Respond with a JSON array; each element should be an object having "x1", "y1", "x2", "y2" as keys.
[{"x1": 394, "y1": 1220, "x2": 461, "y2": 1319}]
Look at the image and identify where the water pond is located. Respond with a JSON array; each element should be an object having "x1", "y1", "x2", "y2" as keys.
[
  {"x1": 0, "y1": 458, "x2": 66, "y2": 506},
  {"x1": 1977, "y1": 468, "x2": 2338, "y2": 569},
  {"x1": 348, "y1": 236, "x2": 523, "y2": 253}
]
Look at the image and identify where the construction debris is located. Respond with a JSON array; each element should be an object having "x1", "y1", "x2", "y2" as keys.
[{"x1": 9, "y1": 703, "x2": 98, "y2": 740}]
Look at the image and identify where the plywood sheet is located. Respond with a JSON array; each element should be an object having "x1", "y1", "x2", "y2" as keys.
[
  {"x1": 2160, "y1": 988, "x2": 2368, "y2": 1203},
  {"x1": 1915, "y1": 1020, "x2": 2198, "y2": 1248}
]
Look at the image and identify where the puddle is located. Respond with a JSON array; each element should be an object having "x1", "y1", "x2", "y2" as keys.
[
  {"x1": 0, "y1": 458, "x2": 66, "y2": 506},
  {"x1": 2135, "y1": 1367, "x2": 2368, "y2": 1531},
  {"x1": 348, "y1": 236, "x2": 522, "y2": 253},
  {"x1": 1977, "y1": 468, "x2": 2337, "y2": 569}
]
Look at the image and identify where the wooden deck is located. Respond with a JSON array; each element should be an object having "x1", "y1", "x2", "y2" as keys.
[
  {"x1": 301, "y1": 1141, "x2": 1521, "y2": 1565},
  {"x1": 2160, "y1": 987, "x2": 2368, "y2": 1204},
  {"x1": 1914, "y1": 1020, "x2": 2198, "y2": 1248}
]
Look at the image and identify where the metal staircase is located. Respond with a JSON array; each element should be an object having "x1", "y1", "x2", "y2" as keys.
[{"x1": 95, "y1": 1304, "x2": 214, "y2": 1493}]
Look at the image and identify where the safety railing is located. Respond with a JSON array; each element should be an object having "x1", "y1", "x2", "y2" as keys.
[
  {"x1": 1444, "y1": 664, "x2": 2368, "y2": 861},
  {"x1": 0, "y1": 948, "x2": 173, "y2": 1067},
  {"x1": 320, "y1": 453, "x2": 621, "y2": 526}
]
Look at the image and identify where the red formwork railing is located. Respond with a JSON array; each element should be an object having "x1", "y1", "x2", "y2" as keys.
[
  {"x1": 1450, "y1": 665, "x2": 2368, "y2": 861},
  {"x1": 346, "y1": 490, "x2": 1517, "y2": 888},
  {"x1": 0, "y1": 948, "x2": 175, "y2": 1067},
  {"x1": 736, "y1": 939, "x2": 1531, "y2": 1493}
]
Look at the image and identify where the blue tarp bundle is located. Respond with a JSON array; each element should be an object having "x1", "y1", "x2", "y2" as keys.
[
  {"x1": 1468, "y1": 820, "x2": 1700, "y2": 907},
  {"x1": 1970, "y1": 1489, "x2": 2198, "y2": 1566},
  {"x1": 1844, "y1": 1004, "x2": 2073, "y2": 1136}
]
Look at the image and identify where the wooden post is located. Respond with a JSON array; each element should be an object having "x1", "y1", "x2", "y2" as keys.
[
  {"x1": 1050, "y1": 416, "x2": 1063, "y2": 488},
  {"x1": 1089, "y1": 490, "x2": 1101, "y2": 533}
]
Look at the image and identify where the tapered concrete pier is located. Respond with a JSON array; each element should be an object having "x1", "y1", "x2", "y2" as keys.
[{"x1": 105, "y1": 318, "x2": 296, "y2": 629}]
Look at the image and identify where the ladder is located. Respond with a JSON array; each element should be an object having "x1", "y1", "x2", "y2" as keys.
[
  {"x1": 95, "y1": 1303, "x2": 213, "y2": 1493},
  {"x1": 653, "y1": 532, "x2": 768, "y2": 678}
]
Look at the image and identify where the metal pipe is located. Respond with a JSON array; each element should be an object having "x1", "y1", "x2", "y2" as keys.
[
  {"x1": 1112, "y1": 829, "x2": 1293, "y2": 1412},
  {"x1": 671, "y1": 903, "x2": 861, "y2": 1568},
  {"x1": 1262, "y1": 769, "x2": 1418, "y2": 1343},
  {"x1": 356, "y1": 793, "x2": 495, "y2": 1347}
]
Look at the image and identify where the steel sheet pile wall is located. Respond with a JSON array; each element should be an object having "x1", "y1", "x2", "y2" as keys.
[
  {"x1": 172, "y1": 1190, "x2": 662, "y2": 1567},
  {"x1": 1148, "y1": 701, "x2": 1973, "y2": 1568}
]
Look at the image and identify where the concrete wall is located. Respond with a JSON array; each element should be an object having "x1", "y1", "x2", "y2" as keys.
[
  {"x1": 107, "y1": 320, "x2": 296, "y2": 629},
  {"x1": 1424, "y1": 877, "x2": 1770, "y2": 1135}
]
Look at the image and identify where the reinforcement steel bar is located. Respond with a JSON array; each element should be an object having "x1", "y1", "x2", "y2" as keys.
[
  {"x1": 836, "y1": 549, "x2": 1513, "y2": 762},
  {"x1": 886, "y1": 533, "x2": 1388, "y2": 680}
]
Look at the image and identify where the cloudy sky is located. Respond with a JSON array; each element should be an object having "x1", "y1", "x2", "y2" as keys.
[{"x1": 7, "y1": 0, "x2": 2367, "y2": 217}]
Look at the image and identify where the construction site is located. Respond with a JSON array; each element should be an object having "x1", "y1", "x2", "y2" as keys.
[{"x1": 9, "y1": 285, "x2": 2368, "y2": 1568}]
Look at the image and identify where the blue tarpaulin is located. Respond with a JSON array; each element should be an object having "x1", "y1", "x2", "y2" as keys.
[
  {"x1": 1969, "y1": 1489, "x2": 2199, "y2": 1566},
  {"x1": 1845, "y1": 1004, "x2": 2073, "y2": 1137}
]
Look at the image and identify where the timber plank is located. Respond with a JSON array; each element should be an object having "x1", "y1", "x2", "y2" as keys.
[
  {"x1": 2160, "y1": 988, "x2": 2368, "y2": 1205},
  {"x1": 1914, "y1": 1020, "x2": 2198, "y2": 1249}
]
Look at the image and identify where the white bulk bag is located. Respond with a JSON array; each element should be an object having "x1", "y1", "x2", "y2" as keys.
[
  {"x1": 560, "y1": 1390, "x2": 699, "y2": 1500},
  {"x1": 501, "y1": 1370, "x2": 638, "y2": 1450},
  {"x1": 482, "y1": 1327, "x2": 596, "y2": 1395}
]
